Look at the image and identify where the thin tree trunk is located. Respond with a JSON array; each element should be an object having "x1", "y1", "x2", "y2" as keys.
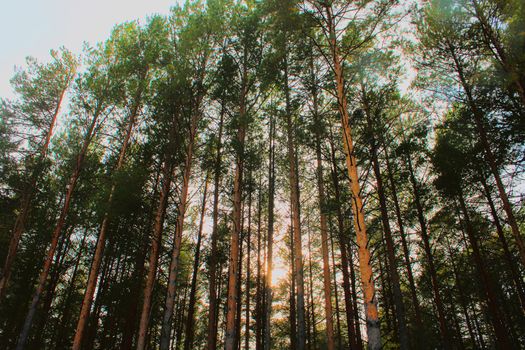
[
  {"x1": 245, "y1": 176, "x2": 253, "y2": 350},
  {"x1": 256, "y1": 175, "x2": 263, "y2": 350},
  {"x1": 183, "y1": 175, "x2": 210, "y2": 350},
  {"x1": 457, "y1": 191, "x2": 512, "y2": 349},
  {"x1": 328, "y1": 222, "x2": 342, "y2": 350},
  {"x1": 480, "y1": 176, "x2": 525, "y2": 311},
  {"x1": 445, "y1": 238, "x2": 478, "y2": 348},
  {"x1": 283, "y1": 52, "x2": 306, "y2": 350},
  {"x1": 323, "y1": 5, "x2": 381, "y2": 347},
  {"x1": 404, "y1": 147, "x2": 451, "y2": 349},
  {"x1": 312, "y1": 60, "x2": 335, "y2": 350},
  {"x1": 72, "y1": 80, "x2": 146, "y2": 350},
  {"x1": 327, "y1": 128, "x2": 359, "y2": 350},
  {"x1": 136, "y1": 158, "x2": 174, "y2": 350},
  {"x1": 363, "y1": 95, "x2": 408, "y2": 349},
  {"x1": 306, "y1": 222, "x2": 317, "y2": 350},
  {"x1": 264, "y1": 114, "x2": 275, "y2": 350},
  {"x1": 383, "y1": 147, "x2": 422, "y2": 325},
  {"x1": 224, "y1": 46, "x2": 248, "y2": 350},
  {"x1": 447, "y1": 38, "x2": 525, "y2": 268},
  {"x1": 0, "y1": 85, "x2": 68, "y2": 300},
  {"x1": 289, "y1": 221, "x2": 298, "y2": 350},
  {"x1": 160, "y1": 108, "x2": 201, "y2": 350},
  {"x1": 207, "y1": 103, "x2": 225, "y2": 350},
  {"x1": 16, "y1": 110, "x2": 100, "y2": 350}
]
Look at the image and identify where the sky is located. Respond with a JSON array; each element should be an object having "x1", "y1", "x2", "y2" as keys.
[{"x1": 0, "y1": 0, "x2": 175, "y2": 99}]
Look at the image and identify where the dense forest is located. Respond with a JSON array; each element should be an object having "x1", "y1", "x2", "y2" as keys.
[{"x1": 0, "y1": 0, "x2": 524, "y2": 349}]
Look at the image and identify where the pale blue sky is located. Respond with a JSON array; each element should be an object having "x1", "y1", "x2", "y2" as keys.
[{"x1": 0, "y1": 0, "x2": 175, "y2": 98}]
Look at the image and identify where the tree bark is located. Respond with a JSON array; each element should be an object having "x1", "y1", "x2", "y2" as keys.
[
  {"x1": 16, "y1": 109, "x2": 100, "y2": 350},
  {"x1": 207, "y1": 103, "x2": 225, "y2": 350},
  {"x1": 72, "y1": 79, "x2": 146, "y2": 350},
  {"x1": 327, "y1": 128, "x2": 360, "y2": 350},
  {"x1": 283, "y1": 54, "x2": 307, "y2": 350},
  {"x1": 446, "y1": 38, "x2": 525, "y2": 268},
  {"x1": 363, "y1": 94, "x2": 408, "y2": 349},
  {"x1": 457, "y1": 191, "x2": 512, "y2": 349},
  {"x1": 136, "y1": 153, "x2": 175, "y2": 350},
  {"x1": 264, "y1": 114, "x2": 275, "y2": 350},
  {"x1": 312, "y1": 58, "x2": 335, "y2": 350},
  {"x1": 323, "y1": 5, "x2": 381, "y2": 347},
  {"x1": 160, "y1": 106, "x2": 201, "y2": 350},
  {"x1": 383, "y1": 147, "x2": 422, "y2": 326},
  {"x1": 0, "y1": 85, "x2": 68, "y2": 300},
  {"x1": 404, "y1": 148, "x2": 451, "y2": 349},
  {"x1": 224, "y1": 46, "x2": 249, "y2": 350},
  {"x1": 183, "y1": 175, "x2": 209, "y2": 350}
]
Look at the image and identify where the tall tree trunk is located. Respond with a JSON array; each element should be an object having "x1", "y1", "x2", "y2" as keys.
[
  {"x1": 0, "y1": 85, "x2": 68, "y2": 300},
  {"x1": 183, "y1": 175, "x2": 210, "y2": 350},
  {"x1": 54, "y1": 227, "x2": 89, "y2": 349},
  {"x1": 34, "y1": 223, "x2": 75, "y2": 347},
  {"x1": 323, "y1": 5, "x2": 381, "y2": 347},
  {"x1": 457, "y1": 191, "x2": 512, "y2": 349},
  {"x1": 283, "y1": 52, "x2": 307, "y2": 350},
  {"x1": 136, "y1": 109, "x2": 181, "y2": 350},
  {"x1": 311, "y1": 58, "x2": 335, "y2": 350},
  {"x1": 264, "y1": 114, "x2": 275, "y2": 350},
  {"x1": 207, "y1": 103, "x2": 225, "y2": 350},
  {"x1": 328, "y1": 128, "x2": 360, "y2": 350},
  {"x1": 72, "y1": 80, "x2": 146, "y2": 350},
  {"x1": 447, "y1": 39, "x2": 525, "y2": 268},
  {"x1": 256, "y1": 175, "x2": 263, "y2": 350},
  {"x1": 289, "y1": 221, "x2": 298, "y2": 350},
  {"x1": 224, "y1": 47, "x2": 249, "y2": 350},
  {"x1": 235, "y1": 205, "x2": 245, "y2": 350},
  {"x1": 383, "y1": 147, "x2": 422, "y2": 325},
  {"x1": 160, "y1": 108, "x2": 201, "y2": 350},
  {"x1": 470, "y1": 0, "x2": 525, "y2": 105},
  {"x1": 328, "y1": 222, "x2": 343, "y2": 350},
  {"x1": 306, "y1": 222, "x2": 317, "y2": 350},
  {"x1": 245, "y1": 176, "x2": 253, "y2": 350},
  {"x1": 363, "y1": 96, "x2": 408, "y2": 349},
  {"x1": 404, "y1": 147, "x2": 451, "y2": 348},
  {"x1": 16, "y1": 110, "x2": 100, "y2": 350},
  {"x1": 445, "y1": 238, "x2": 479, "y2": 348},
  {"x1": 479, "y1": 176, "x2": 525, "y2": 311}
]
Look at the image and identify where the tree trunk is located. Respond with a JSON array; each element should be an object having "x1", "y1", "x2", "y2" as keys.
[
  {"x1": 224, "y1": 49, "x2": 248, "y2": 349},
  {"x1": 264, "y1": 114, "x2": 275, "y2": 350},
  {"x1": 457, "y1": 191, "x2": 512, "y2": 349},
  {"x1": 328, "y1": 222, "x2": 343, "y2": 350},
  {"x1": 136, "y1": 157, "x2": 174, "y2": 350},
  {"x1": 447, "y1": 39, "x2": 525, "y2": 268},
  {"x1": 289, "y1": 221, "x2": 298, "y2": 350},
  {"x1": 16, "y1": 110, "x2": 100, "y2": 350},
  {"x1": 363, "y1": 96, "x2": 408, "y2": 349},
  {"x1": 72, "y1": 80, "x2": 145, "y2": 350},
  {"x1": 383, "y1": 147, "x2": 422, "y2": 325},
  {"x1": 404, "y1": 148, "x2": 451, "y2": 349},
  {"x1": 312, "y1": 59, "x2": 335, "y2": 350},
  {"x1": 160, "y1": 108, "x2": 200, "y2": 350},
  {"x1": 183, "y1": 175, "x2": 209, "y2": 350},
  {"x1": 323, "y1": 5, "x2": 381, "y2": 347},
  {"x1": 328, "y1": 127, "x2": 360, "y2": 350},
  {"x1": 245, "y1": 176, "x2": 253, "y2": 350},
  {"x1": 207, "y1": 103, "x2": 225, "y2": 350},
  {"x1": 479, "y1": 176, "x2": 525, "y2": 311},
  {"x1": 0, "y1": 85, "x2": 68, "y2": 300},
  {"x1": 283, "y1": 52, "x2": 307, "y2": 350}
]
